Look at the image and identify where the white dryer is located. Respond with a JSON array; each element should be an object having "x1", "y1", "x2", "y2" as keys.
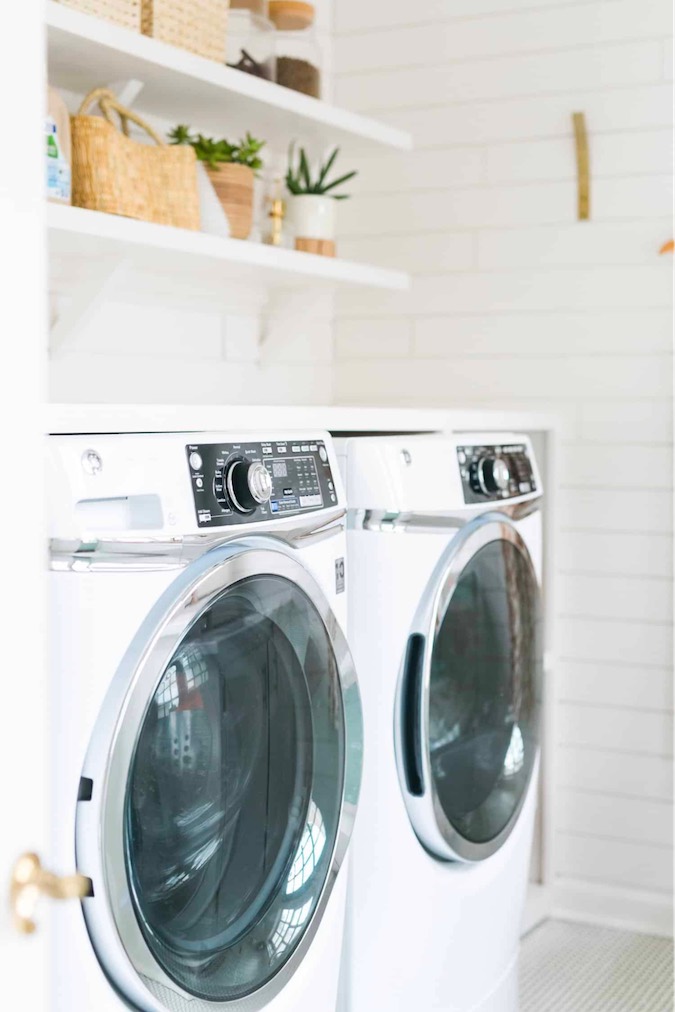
[
  {"x1": 48, "y1": 431, "x2": 363, "y2": 1012},
  {"x1": 338, "y1": 432, "x2": 543, "y2": 1012}
]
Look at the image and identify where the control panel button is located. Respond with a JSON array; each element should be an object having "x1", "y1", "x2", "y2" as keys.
[
  {"x1": 227, "y1": 459, "x2": 273, "y2": 513},
  {"x1": 189, "y1": 452, "x2": 203, "y2": 471},
  {"x1": 319, "y1": 446, "x2": 328, "y2": 462},
  {"x1": 480, "y1": 456, "x2": 510, "y2": 493}
]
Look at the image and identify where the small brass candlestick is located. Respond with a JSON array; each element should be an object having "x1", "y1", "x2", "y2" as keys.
[{"x1": 265, "y1": 178, "x2": 287, "y2": 247}]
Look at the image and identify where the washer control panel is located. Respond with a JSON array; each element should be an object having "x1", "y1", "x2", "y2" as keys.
[
  {"x1": 187, "y1": 439, "x2": 337, "y2": 527},
  {"x1": 457, "y1": 442, "x2": 537, "y2": 504}
]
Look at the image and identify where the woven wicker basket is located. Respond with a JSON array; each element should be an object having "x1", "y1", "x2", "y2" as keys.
[
  {"x1": 71, "y1": 88, "x2": 200, "y2": 230},
  {"x1": 56, "y1": 0, "x2": 141, "y2": 30},
  {"x1": 141, "y1": 0, "x2": 229, "y2": 62}
]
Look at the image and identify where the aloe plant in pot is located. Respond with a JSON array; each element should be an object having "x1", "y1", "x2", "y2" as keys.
[
  {"x1": 169, "y1": 125, "x2": 265, "y2": 239},
  {"x1": 285, "y1": 145, "x2": 357, "y2": 256}
]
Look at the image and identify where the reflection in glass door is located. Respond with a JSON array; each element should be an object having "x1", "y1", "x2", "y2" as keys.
[
  {"x1": 400, "y1": 521, "x2": 543, "y2": 861},
  {"x1": 125, "y1": 574, "x2": 345, "y2": 1003}
]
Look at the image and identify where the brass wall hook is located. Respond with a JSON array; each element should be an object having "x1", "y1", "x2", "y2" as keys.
[
  {"x1": 9, "y1": 852, "x2": 91, "y2": 935},
  {"x1": 572, "y1": 112, "x2": 590, "y2": 220}
]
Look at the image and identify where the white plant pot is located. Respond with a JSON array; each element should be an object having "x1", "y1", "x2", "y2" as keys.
[{"x1": 289, "y1": 194, "x2": 336, "y2": 240}]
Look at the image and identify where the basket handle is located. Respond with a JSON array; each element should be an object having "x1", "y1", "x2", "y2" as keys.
[{"x1": 77, "y1": 88, "x2": 165, "y2": 147}]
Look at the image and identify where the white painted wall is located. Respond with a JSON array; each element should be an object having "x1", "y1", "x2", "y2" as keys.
[
  {"x1": 49, "y1": 0, "x2": 336, "y2": 406},
  {"x1": 332, "y1": 0, "x2": 673, "y2": 933}
]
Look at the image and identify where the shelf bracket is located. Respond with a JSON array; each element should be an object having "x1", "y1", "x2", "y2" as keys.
[
  {"x1": 257, "y1": 285, "x2": 334, "y2": 361},
  {"x1": 107, "y1": 78, "x2": 145, "y2": 108},
  {"x1": 50, "y1": 258, "x2": 130, "y2": 355},
  {"x1": 257, "y1": 287, "x2": 294, "y2": 355}
]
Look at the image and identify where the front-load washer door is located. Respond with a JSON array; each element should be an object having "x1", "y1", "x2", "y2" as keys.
[
  {"x1": 76, "y1": 543, "x2": 362, "y2": 1012},
  {"x1": 395, "y1": 514, "x2": 543, "y2": 862}
]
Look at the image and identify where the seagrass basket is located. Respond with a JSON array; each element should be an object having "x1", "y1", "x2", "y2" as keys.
[
  {"x1": 71, "y1": 88, "x2": 200, "y2": 230},
  {"x1": 56, "y1": 0, "x2": 141, "y2": 30},
  {"x1": 141, "y1": 0, "x2": 229, "y2": 62}
]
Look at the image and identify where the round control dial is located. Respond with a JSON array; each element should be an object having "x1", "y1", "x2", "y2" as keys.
[
  {"x1": 478, "y1": 455, "x2": 510, "y2": 494},
  {"x1": 226, "y1": 459, "x2": 272, "y2": 513}
]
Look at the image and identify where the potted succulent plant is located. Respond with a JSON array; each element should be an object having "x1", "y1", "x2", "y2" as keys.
[
  {"x1": 169, "y1": 125, "x2": 265, "y2": 239},
  {"x1": 285, "y1": 145, "x2": 357, "y2": 256}
]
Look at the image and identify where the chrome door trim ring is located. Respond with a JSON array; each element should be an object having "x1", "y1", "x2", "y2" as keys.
[
  {"x1": 75, "y1": 538, "x2": 363, "y2": 1012},
  {"x1": 50, "y1": 513, "x2": 346, "y2": 572},
  {"x1": 348, "y1": 497, "x2": 542, "y2": 533},
  {"x1": 394, "y1": 512, "x2": 542, "y2": 863}
]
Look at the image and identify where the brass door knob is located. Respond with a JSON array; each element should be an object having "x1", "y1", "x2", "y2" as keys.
[{"x1": 9, "y1": 852, "x2": 91, "y2": 935}]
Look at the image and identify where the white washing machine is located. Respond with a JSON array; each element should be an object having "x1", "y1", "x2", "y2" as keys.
[
  {"x1": 337, "y1": 432, "x2": 544, "y2": 1012},
  {"x1": 48, "y1": 430, "x2": 363, "y2": 1012}
]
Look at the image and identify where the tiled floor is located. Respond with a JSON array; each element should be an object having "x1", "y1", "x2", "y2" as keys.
[{"x1": 520, "y1": 919, "x2": 674, "y2": 1012}]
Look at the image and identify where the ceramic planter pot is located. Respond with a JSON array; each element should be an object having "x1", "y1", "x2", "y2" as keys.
[
  {"x1": 290, "y1": 194, "x2": 336, "y2": 256},
  {"x1": 206, "y1": 163, "x2": 254, "y2": 240}
]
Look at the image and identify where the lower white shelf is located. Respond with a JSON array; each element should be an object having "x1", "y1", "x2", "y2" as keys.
[{"x1": 48, "y1": 204, "x2": 409, "y2": 302}]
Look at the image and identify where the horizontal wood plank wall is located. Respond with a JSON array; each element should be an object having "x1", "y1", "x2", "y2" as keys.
[{"x1": 332, "y1": 0, "x2": 673, "y2": 932}]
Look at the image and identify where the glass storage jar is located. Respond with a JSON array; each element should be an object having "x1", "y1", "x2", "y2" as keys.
[
  {"x1": 227, "y1": 9, "x2": 276, "y2": 81},
  {"x1": 275, "y1": 26, "x2": 322, "y2": 98},
  {"x1": 230, "y1": 0, "x2": 269, "y2": 14}
]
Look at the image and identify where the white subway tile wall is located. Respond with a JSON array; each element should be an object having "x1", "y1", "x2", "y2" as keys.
[
  {"x1": 333, "y1": 0, "x2": 674, "y2": 925},
  {"x1": 49, "y1": 293, "x2": 336, "y2": 404}
]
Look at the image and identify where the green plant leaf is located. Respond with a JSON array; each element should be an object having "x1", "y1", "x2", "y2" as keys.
[
  {"x1": 170, "y1": 124, "x2": 265, "y2": 168},
  {"x1": 321, "y1": 169, "x2": 358, "y2": 194},
  {"x1": 317, "y1": 146, "x2": 339, "y2": 186},
  {"x1": 299, "y1": 148, "x2": 313, "y2": 190},
  {"x1": 168, "y1": 123, "x2": 193, "y2": 146}
]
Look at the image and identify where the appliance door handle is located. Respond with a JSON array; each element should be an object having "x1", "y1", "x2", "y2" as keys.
[
  {"x1": 401, "y1": 634, "x2": 426, "y2": 797},
  {"x1": 10, "y1": 853, "x2": 92, "y2": 935}
]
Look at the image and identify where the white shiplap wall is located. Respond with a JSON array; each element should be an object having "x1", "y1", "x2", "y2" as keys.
[
  {"x1": 49, "y1": 0, "x2": 336, "y2": 406},
  {"x1": 332, "y1": 0, "x2": 673, "y2": 932}
]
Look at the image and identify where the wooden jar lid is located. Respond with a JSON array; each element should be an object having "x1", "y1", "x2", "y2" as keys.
[
  {"x1": 295, "y1": 237, "x2": 335, "y2": 257},
  {"x1": 269, "y1": 1, "x2": 315, "y2": 30}
]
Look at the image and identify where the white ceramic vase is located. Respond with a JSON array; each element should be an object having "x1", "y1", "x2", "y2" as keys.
[{"x1": 290, "y1": 194, "x2": 336, "y2": 241}]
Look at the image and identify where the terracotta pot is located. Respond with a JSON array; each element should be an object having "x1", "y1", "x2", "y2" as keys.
[{"x1": 206, "y1": 163, "x2": 254, "y2": 240}]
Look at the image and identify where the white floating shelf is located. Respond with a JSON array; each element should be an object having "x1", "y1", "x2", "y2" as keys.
[
  {"x1": 46, "y1": 1, "x2": 411, "y2": 152},
  {"x1": 48, "y1": 203, "x2": 409, "y2": 300}
]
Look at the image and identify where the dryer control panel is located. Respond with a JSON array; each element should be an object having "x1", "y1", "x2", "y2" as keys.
[
  {"x1": 187, "y1": 439, "x2": 338, "y2": 527},
  {"x1": 457, "y1": 442, "x2": 537, "y2": 504}
]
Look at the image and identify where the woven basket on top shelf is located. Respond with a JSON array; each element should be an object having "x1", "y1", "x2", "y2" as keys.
[
  {"x1": 141, "y1": 0, "x2": 230, "y2": 62},
  {"x1": 71, "y1": 88, "x2": 200, "y2": 230},
  {"x1": 56, "y1": 0, "x2": 141, "y2": 30}
]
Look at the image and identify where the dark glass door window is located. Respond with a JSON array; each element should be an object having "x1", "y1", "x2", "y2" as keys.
[
  {"x1": 125, "y1": 574, "x2": 344, "y2": 1002},
  {"x1": 428, "y1": 539, "x2": 542, "y2": 846}
]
